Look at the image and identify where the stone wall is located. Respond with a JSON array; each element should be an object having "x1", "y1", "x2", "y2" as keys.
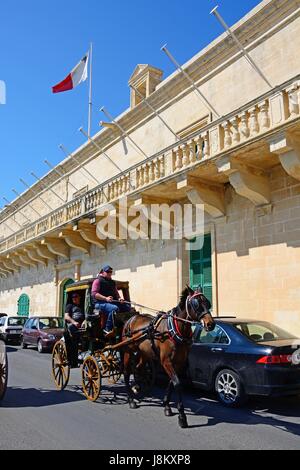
[
  {"x1": 215, "y1": 165, "x2": 300, "y2": 335},
  {"x1": 0, "y1": 239, "x2": 180, "y2": 316}
]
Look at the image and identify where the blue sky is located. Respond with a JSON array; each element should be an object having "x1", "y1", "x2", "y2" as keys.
[{"x1": 0, "y1": 0, "x2": 261, "y2": 206}]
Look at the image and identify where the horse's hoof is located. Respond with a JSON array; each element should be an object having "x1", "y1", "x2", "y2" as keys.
[
  {"x1": 129, "y1": 400, "x2": 138, "y2": 409},
  {"x1": 131, "y1": 385, "x2": 141, "y2": 396},
  {"x1": 178, "y1": 414, "x2": 188, "y2": 428},
  {"x1": 164, "y1": 407, "x2": 174, "y2": 417}
]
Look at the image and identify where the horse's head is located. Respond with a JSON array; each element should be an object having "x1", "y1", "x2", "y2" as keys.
[{"x1": 182, "y1": 286, "x2": 216, "y2": 332}]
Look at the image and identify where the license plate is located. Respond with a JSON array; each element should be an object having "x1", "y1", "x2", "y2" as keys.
[{"x1": 10, "y1": 330, "x2": 20, "y2": 335}]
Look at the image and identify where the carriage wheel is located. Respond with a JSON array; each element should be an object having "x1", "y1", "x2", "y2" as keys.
[
  {"x1": 82, "y1": 356, "x2": 101, "y2": 402},
  {"x1": 99, "y1": 349, "x2": 122, "y2": 385},
  {"x1": 133, "y1": 359, "x2": 156, "y2": 396},
  {"x1": 52, "y1": 341, "x2": 70, "y2": 391},
  {"x1": 0, "y1": 341, "x2": 8, "y2": 401}
]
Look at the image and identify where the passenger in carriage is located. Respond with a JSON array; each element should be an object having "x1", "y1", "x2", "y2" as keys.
[
  {"x1": 64, "y1": 293, "x2": 85, "y2": 335},
  {"x1": 64, "y1": 292, "x2": 85, "y2": 367},
  {"x1": 91, "y1": 265, "x2": 131, "y2": 336}
]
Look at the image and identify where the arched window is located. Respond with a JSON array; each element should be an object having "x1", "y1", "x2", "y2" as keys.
[{"x1": 17, "y1": 294, "x2": 30, "y2": 317}]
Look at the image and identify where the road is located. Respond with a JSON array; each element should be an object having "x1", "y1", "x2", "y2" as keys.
[{"x1": 0, "y1": 344, "x2": 300, "y2": 450}]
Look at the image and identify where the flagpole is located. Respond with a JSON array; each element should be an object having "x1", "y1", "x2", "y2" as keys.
[{"x1": 88, "y1": 42, "x2": 93, "y2": 137}]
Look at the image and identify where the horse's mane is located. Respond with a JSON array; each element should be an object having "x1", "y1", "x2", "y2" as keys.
[{"x1": 178, "y1": 287, "x2": 190, "y2": 309}]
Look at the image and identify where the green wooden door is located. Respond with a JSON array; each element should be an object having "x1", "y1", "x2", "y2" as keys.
[
  {"x1": 17, "y1": 294, "x2": 30, "y2": 317},
  {"x1": 190, "y1": 234, "x2": 212, "y2": 305}
]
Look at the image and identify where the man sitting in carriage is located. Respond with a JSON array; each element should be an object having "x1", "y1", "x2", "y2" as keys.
[
  {"x1": 92, "y1": 265, "x2": 131, "y2": 336},
  {"x1": 64, "y1": 292, "x2": 85, "y2": 366}
]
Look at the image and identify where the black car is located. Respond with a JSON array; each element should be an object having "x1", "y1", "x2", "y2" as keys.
[{"x1": 187, "y1": 318, "x2": 300, "y2": 407}]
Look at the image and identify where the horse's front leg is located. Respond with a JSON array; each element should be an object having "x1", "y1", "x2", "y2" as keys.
[
  {"x1": 123, "y1": 350, "x2": 138, "y2": 409},
  {"x1": 161, "y1": 359, "x2": 188, "y2": 428}
]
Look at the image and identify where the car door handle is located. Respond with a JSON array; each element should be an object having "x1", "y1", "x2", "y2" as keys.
[{"x1": 211, "y1": 347, "x2": 223, "y2": 353}]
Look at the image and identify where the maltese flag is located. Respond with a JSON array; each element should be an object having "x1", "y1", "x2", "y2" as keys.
[{"x1": 52, "y1": 53, "x2": 89, "y2": 93}]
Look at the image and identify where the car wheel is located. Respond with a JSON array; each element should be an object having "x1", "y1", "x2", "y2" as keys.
[
  {"x1": 37, "y1": 340, "x2": 45, "y2": 354},
  {"x1": 21, "y1": 339, "x2": 28, "y2": 349},
  {"x1": 215, "y1": 369, "x2": 247, "y2": 408}
]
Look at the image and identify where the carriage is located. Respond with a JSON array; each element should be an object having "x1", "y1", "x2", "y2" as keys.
[
  {"x1": 51, "y1": 278, "x2": 155, "y2": 401},
  {"x1": 0, "y1": 340, "x2": 8, "y2": 401}
]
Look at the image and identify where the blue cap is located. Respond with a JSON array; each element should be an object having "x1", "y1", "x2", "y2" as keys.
[{"x1": 100, "y1": 264, "x2": 113, "y2": 273}]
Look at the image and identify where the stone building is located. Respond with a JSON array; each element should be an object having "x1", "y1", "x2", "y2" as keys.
[{"x1": 1, "y1": 0, "x2": 300, "y2": 334}]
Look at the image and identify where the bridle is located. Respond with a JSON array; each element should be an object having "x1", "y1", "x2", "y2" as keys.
[
  {"x1": 166, "y1": 292, "x2": 212, "y2": 345},
  {"x1": 185, "y1": 292, "x2": 210, "y2": 324}
]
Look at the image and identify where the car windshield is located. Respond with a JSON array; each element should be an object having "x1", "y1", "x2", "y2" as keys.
[
  {"x1": 39, "y1": 318, "x2": 63, "y2": 329},
  {"x1": 234, "y1": 321, "x2": 297, "y2": 343},
  {"x1": 8, "y1": 317, "x2": 26, "y2": 326}
]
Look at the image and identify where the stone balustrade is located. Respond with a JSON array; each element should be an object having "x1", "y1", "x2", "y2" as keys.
[{"x1": 0, "y1": 75, "x2": 300, "y2": 255}]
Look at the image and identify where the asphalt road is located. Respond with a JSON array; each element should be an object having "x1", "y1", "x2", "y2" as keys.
[{"x1": 0, "y1": 344, "x2": 300, "y2": 450}]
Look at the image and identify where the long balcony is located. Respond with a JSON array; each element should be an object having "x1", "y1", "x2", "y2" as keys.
[{"x1": 1, "y1": 73, "x2": 300, "y2": 266}]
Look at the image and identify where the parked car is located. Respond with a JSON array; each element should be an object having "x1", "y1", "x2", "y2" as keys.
[
  {"x1": 187, "y1": 318, "x2": 300, "y2": 407},
  {"x1": 0, "y1": 316, "x2": 27, "y2": 344},
  {"x1": 0, "y1": 313, "x2": 7, "y2": 318},
  {"x1": 22, "y1": 317, "x2": 64, "y2": 353}
]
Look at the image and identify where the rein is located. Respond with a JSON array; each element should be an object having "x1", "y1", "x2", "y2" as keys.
[
  {"x1": 115, "y1": 296, "x2": 206, "y2": 325},
  {"x1": 119, "y1": 294, "x2": 209, "y2": 346}
]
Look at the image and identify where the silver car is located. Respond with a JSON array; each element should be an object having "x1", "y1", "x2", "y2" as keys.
[{"x1": 0, "y1": 316, "x2": 27, "y2": 344}]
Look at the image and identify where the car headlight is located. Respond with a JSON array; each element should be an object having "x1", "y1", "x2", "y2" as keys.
[{"x1": 47, "y1": 334, "x2": 56, "y2": 341}]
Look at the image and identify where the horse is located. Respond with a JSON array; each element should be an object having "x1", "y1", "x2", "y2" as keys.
[{"x1": 122, "y1": 285, "x2": 216, "y2": 428}]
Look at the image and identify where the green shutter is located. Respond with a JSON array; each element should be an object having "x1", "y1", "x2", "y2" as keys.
[
  {"x1": 17, "y1": 294, "x2": 30, "y2": 317},
  {"x1": 189, "y1": 233, "x2": 212, "y2": 305}
]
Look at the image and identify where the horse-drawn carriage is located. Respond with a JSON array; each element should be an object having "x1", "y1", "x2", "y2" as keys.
[
  {"x1": 51, "y1": 278, "x2": 155, "y2": 402},
  {"x1": 0, "y1": 340, "x2": 8, "y2": 401},
  {"x1": 52, "y1": 278, "x2": 215, "y2": 427}
]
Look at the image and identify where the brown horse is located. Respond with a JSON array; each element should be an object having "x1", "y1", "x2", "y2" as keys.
[{"x1": 122, "y1": 286, "x2": 215, "y2": 428}]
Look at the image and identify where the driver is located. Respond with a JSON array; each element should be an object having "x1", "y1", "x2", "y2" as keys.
[{"x1": 91, "y1": 265, "x2": 131, "y2": 336}]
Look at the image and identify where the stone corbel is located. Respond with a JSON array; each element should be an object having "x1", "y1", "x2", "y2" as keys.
[
  {"x1": 0, "y1": 269, "x2": 8, "y2": 278},
  {"x1": 177, "y1": 176, "x2": 226, "y2": 218},
  {"x1": 24, "y1": 245, "x2": 48, "y2": 266},
  {"x1": 15, "y1": 251, "x2": 38, "y2": 268},
  {"x1": 269, "y1": 132, "x2": 300, "y2": 181},
  {"x1": 74, "y1": 222, "x2": 106, "y2": 249},
  {"x1": 7, "y1": 254, "x2": 28, "y2": 269},
  {"x1": 41, "y1": 237, "x2": 70, "y2": 259},
  {"x1": 0, "y1": 260, "x2": 13, "y2": 275},
  {"x1": 35, "y1": 243, "x2": 58, "y2": 261},
  {"x1": 215, "y1": 156, "x2": 271, "y2": 206},
  {"x1": 59, "y1": 229, "x2": 90, "y2": 255},
  {"x1": 1, "y1": 258, "x2": 19, "y2": 274}
]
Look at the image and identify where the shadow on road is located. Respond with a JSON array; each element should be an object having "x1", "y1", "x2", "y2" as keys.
[
  {"x1": 183, "y1": 390, "x2": 300, "y2": 436},
  {"x1": 0, "y1": 386, "x2": 85, "y2": 408},
  {"x1": 89, "y1": 380, "x2": 300, "y2": 437},
  {"x1": 5, "y1": 346, "x2": 19, "y2": 354}
]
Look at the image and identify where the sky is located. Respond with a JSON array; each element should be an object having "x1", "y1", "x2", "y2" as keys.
[{"x1": 0, "y1": 0, "x2": 261, "y2": 207}]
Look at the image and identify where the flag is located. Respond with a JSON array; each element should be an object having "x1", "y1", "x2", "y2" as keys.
[{"x1": 52, "y1": 53, "x2": 89, "y2": 94}]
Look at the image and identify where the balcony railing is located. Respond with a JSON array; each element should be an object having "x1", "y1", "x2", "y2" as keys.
[{"x1": 1, "y1": 74, "x2": 300, "y2": 255}]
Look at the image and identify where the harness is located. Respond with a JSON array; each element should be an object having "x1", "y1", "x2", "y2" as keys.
[
  {"x1": 167, "y1": 309, "x2": 193, "y2": 345},
  {"x1": 123, "y1": 292, "x2": 210, "y2": 348}
]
